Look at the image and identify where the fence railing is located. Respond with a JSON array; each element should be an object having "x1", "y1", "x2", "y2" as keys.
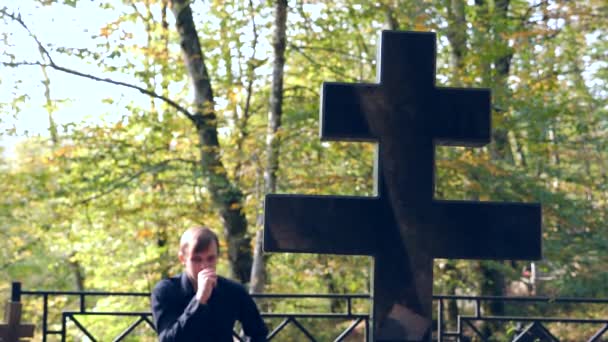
[
  {"x1": 435, "y1": 294, "x2": 608, "y2": 341},
  {"x1": 11, "y1": 282, "x2": 370, "y2": 342},
  {"x1": 8, "y1": 282, "x2": 608, "y2": 341}
]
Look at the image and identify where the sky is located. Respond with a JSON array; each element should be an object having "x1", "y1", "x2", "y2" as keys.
[
  {"x1": 0, "y1": 0, "x2": 278, "y2": 159},
  {"x1": 1, "y1": 1, "x2": 156, "y2": 158},
  {"x1": 1, "y1": 1, "x2": 605, "y2": 158}
]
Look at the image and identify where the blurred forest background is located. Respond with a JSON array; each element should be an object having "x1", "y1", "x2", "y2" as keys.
[{"x1": 1, "y1": 0, "x2": 607, "y2": 340}]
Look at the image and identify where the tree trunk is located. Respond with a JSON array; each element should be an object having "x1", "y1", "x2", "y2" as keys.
[
  {"x1": 40, "y1": 56, "x2": 85, "y2": 290},
  {"x1": 445, "y1": 0, "x2": 467, "y2": 85},
  {"x1": 474, "y1": 0, "x2": 514, "y2": 336},
  {"x1": 40, "y1": 64, "x2": 59, "y2": 145},
  {"x1": 478, "y1": 261, "x2": 506, "y2": 336},
  {"x1": 68, "y1": 256, "x2": 85, "y2": 291},
  {"x1": 170, "y1": 0, "x2": 252, "y2": 284},
  {"x1": 383, "y1": 3, "x2": 399, "y2": 30},
  {"x1": 250, "y1": 0, "x2": 288, "y2": 294},
  {"x1": 442, "y1": 0, "x2": 469, "y2": 325},
  {"x1": 264, "y1": 0, "x2": 288, "y2": 197},
  {"x1": 490, "y1": 0, "x2": 515, "y2": 163},
  {"x1": 158, "y1": 0, "x2": 171, "y2": 281}
]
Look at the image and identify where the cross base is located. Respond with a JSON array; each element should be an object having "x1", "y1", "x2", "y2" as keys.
[{"x1": 0, "y1": 302, "x2": 35, "y2": 342}]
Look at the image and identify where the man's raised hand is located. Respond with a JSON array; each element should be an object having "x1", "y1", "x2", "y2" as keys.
[{"x1": 195, "y1": 268, "x2": 217, "y2": 304}]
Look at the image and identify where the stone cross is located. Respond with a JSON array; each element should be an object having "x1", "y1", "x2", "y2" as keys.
[
  {"x1": 264, "y1": 31, "x2": 541, "y2": 341},
  {"x1": 0, "y1": 302, "x2": 35, "y2": 342}
]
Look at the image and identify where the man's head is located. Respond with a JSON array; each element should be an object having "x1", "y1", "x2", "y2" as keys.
[{"x1": 178, "y1": 226, "x2": 220, "y2": 284}]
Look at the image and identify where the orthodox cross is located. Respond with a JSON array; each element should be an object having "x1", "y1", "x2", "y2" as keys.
[
  {"x1": 264, "y1": 31, "x2": 541, "y2": 341},
  {"x1": 0, "y1": 284, "x2": 34, "y2": 342}
]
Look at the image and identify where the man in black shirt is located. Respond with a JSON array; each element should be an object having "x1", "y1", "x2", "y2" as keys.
[{"x1": 151, "y1": 227, "x2": 268, "y2": 341}]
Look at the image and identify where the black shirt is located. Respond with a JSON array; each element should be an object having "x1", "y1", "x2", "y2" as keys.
[{"x1": 151, "y1": 273, "x2": 268, "y2": 341}]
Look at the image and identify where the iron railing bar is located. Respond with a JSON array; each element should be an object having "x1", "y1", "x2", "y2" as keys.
[
  {"x1": 142, "y1": 315, "x2": 156, "y2": 331},
  {"x1": 511, "y1": 322, "x2": 536, "y2": 342},
  {"x1": 232, "y1": 330, "x2": 245, "y2": 342},
  {"x1": 347, "y1": 297, "x2": 352, "y2": 316},
  {"x1": 456, "y1": 315, "x2": 462, "y2": 341},
  {"x1": 253, "y1": 293, "x2": 370, "y2": 299},
  {"x1": 62, "y1": 311, "x2": 151, "y2": 316},
  {"x1": 79, "y1": 293, "x2": 85, "y2": 313},
  {"x1": 112, "y1": 316, "x2": 145, "y2": 342},
  {"x1": 512, "y1": 322, "x2": 559, "y2": 342},
  {"x1": 262, "y1": 313, "x2": 368, "y2": 318},
  {"x1": 464, "y1": 319, "x2": 486, "y2": 341},
  {"x1": 61, "y1": 313, "x2": 67, "y2": 342},
  {"x1": 333, "y1": 317, "x2": 363, "y2": 342},
  {"x1": 291, "y1": 317, "x2": 317, "y2": 341},
  {"x1": 434, "y1": 294, "x2": 608, "y2": 304},
  {"x1": 460, "y1": 315, "x2": 608, "y2": 324},
  {"x1": 42, "y1": 294, "x2": 48, "y2": 342},
  {"x1": 587, "y1": 323, "x2": 608, "y2": 342},
  {"x1": 69, "y1": 315, "x2": 97, "y2": 342},
  {"x1": 59, "y1": 310, "x2": 365, "y2": 319},
  {"x1": 267, "y1": 317, "x2": 291, "y2": 340},
  {"x1": 22, "y1": 290, "x2": 150, "y2": 296},
  {"x1": 539, "y1": 322, "x2": 560, "y2": 341},
  {"x1": 437, "y1": 298, "x2": 443, "y2": 342},
  {"x1": 19, "y1": 285, "x2": 608, "y2": 303},
  {"x1": 20, "y1": 290, "x2": 369, "y2": 299}
]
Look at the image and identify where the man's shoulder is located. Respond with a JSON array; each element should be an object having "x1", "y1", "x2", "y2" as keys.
[
  {"x1": 152, "y1": 274, "x2": 182, "y2": 295},
  {"x1": 218, "y1": 276, "x2": 249, "y2": 295}
]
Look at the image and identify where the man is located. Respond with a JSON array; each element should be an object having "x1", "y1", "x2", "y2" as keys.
[{"x1": 151, "y1": 226, "x2": 268, "y2": 341}]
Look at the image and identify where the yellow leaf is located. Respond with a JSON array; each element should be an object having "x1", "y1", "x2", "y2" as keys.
[{"x1": 137, "y1": 229, "x2": 153, "y2": 239}]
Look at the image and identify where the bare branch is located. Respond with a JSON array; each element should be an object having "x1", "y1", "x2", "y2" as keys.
[
  {"x1": 233, "y1": 0, "x2": 262, "y2": 183},
  {"x1": 130, "y1": 2, "x2": 148, "y2": 22},
  {"x1": 1, "y1": 8, "x2": 55, "y2": 64},
  {"x1": 289, "y1": 43, "x2": 355, "y2": 81},
  {"x1": 1, "y1": 9, "x2": 196, "y2": 121},
  {"x1": 77, "y1": 158, "x2": 195, "y2": 205}
]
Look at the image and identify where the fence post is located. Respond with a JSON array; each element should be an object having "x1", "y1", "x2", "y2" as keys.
[
  {"x1": 11, "y1": 282, "x2": 21, "y2": 302},
  {"x1": 437, "y1": 299, "x2": 443, "y2": 342}
]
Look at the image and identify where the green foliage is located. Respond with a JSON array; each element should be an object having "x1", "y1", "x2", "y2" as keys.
[{"x1": 1, "y1": 0, "x2": 608, "y2": 339}]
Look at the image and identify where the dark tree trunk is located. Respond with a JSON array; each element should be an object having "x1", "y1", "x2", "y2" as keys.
[
  {"x1": 170, "y1": 0, "x2": 252, "y2": 284},
  {"x1": 383, "y1": 4, "x2": 399, "y2": 30},
  {"x1": 68, "y1": 257, "x2": 85, "y2": 292},
  {"x1": 478, "y1": 261, "x2": 506, "y2": 336}
]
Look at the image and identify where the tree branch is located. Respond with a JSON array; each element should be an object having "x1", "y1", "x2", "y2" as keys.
[
  {"x1": 289, "y1": 43, "x2": 354, "y2": 81},
  {"x1": 76, "y1": 158, "x2": 193, "y2": 205},
  {"x1": 1, "y1": 9, "x2": 195, "y2": 121},
  {"x1": 1, "y1": 8, "x2": 55, "y2": 65}
]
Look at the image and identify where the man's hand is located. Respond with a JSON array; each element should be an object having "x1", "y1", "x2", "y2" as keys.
[{"x1": 195, "y1": 268, "x2": 217, "y2": 304}]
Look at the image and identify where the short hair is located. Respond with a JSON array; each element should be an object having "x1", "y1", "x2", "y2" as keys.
[{"x1": 179, "y1": 226, "x2": 220, "y2": 256}]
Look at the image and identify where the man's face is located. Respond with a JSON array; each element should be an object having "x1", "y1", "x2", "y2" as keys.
[{"x1": 180, "y1": 241, "x2": 218, "y2": 284}]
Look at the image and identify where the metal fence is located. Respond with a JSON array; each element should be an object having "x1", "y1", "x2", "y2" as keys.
[
  {"x1": 436, "y1": 294, "x2": 608, "y2": 342},
  {"x1": 10, "y1": 282, "x2": 369, "y2": 342},
  {"x1": 8, "y1": 282, "x2": 608, "y2": 341}
]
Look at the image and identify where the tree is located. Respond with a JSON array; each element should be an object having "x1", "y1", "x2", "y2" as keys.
[{"x1": 1, "y1": 4, "x2": 608, "y2": 338}]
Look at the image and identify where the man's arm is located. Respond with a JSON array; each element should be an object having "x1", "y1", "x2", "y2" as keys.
[
  {"x1": 239, "y1": 291, "x2": 268, "y2": 342},
  {"x1": 151, "y1": 281, "x2": 211, "y2": 341}
]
